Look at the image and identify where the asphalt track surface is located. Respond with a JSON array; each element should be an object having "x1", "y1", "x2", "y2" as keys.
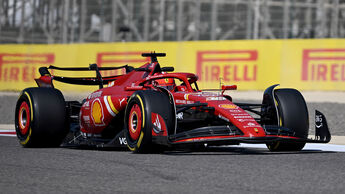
[
  {"x1": 1, "y1": 136, "x2": 345, "y2": 194},
  {"x1": 1, "y1": 92, "x2": 345, "y2": 193}
]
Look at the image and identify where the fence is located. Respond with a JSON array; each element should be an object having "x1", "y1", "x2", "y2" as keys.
[{"x1": 0, "y1": 0, "x2": 344, "y2": 43}]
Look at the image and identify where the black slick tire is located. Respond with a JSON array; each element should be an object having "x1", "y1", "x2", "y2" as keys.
[
  {"x1": 15, "y1": 87, "x2": 68, "y2": 147},
  {"x1": 266, "y1": 88, "x2": 309, "y2": 151}
]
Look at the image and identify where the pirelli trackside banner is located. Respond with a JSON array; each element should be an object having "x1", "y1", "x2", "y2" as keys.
[{"x1": 0, "y1": 39, "x2": 344, "y2": 91}]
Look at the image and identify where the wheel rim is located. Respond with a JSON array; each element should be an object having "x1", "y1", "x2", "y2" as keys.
[
  {"x1": 128, "y1": 104, "x2": 142, "y2": 140},
  {"x1": 18, "y1": 101, "x2": 30, "y2": 135}
]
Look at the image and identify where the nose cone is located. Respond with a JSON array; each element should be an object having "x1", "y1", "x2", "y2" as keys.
[{"x1": 215, "y1": 102, "x2": 266, "y2": 137}]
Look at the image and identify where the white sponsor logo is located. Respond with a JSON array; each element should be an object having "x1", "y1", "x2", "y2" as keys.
[
  {"x1": 228, "y1": 109, "x2": 242, "y2": 113},
  {"x1": 243, "y1": 123, "x2": 261, "y2": 128},
  {"x1": 206, "y1": 97, "x2": 226, "y2": 101},
  {"x1": 247, "y1": 122, "x2": 255, "y2": 126},
  {"x1": 238, "y1": 119, "x2": 255, "y2": 122},
  {"x1": 82, "y1": 101, "x2": 90, "y2": 108},
  {"x1": 153, "y1": 115, "x2": 162, "y2": 131},
  {"x1": 175, "y1": 99, "x2": 194, "y2": 105},
  {"x1": 176, "y1": 99, "x2": 186, "y2": 104},
  {"x1": 119, "y1": 137, "x2": 127, "y2": 145},
  {"x1": 108, "y1": 81, "x2": 115, "y2": 87},
  {"x1": 232, "y1": 113, "x2": 249, "y2": 116},
  {"x1": 88, "y1": 91, "x2": 103, "y2": 99},
  {"x1": 176, "y1": 112, "x2": 184, "y2": 119},
  {"x1": 315, "y1": 115, "x2": 323, "y2": 128},
  {"x1": 119, "y1": 98, "x2": 126, "y2": 106},
  {"x1": 234, "y1": 116, "x2": 253, "y2": 119}
]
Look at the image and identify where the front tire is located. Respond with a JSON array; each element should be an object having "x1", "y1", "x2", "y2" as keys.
[
  {"x1": 266, "y1": 88, "x2": 309, "y2": 151},
  {"x1": 124, "y1": 90, "x2": 174, "y2": 153},
  {"x1": 15, "y1": 88, "x2": 68, "y2": 147}
]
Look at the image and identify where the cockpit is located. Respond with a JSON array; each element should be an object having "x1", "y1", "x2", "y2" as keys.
[{"x1": 153, "y1": 76, "x2": 199, "y2": 92}]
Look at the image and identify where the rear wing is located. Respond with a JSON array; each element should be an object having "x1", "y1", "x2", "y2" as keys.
[
  {"x1": 35, "y1": 52, "x2": 173, "y2": 89},
  {"x1": 35, "y1": 64, "x2": 134, "y2": 89}
]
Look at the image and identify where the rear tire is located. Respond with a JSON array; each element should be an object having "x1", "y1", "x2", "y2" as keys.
[
  {"x1": 15, "y1": 88, "x2": 68, "y2": 147},
  {"x1": 266, "y1": 88, "x2": 309, "y2": 151},
  {"x1": 124, "y1": 90, "x2": 174, "y2": 153}
]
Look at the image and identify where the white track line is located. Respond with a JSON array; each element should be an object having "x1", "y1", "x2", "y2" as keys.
[
  {"x1": 0, "y1": 125, "x2": 16, "y2": 137},
  {"x1": 228, "y1": 143, "x2": 345, "y2": 152},
  {"x1": 0, "y1": 134, "x2": 16, "y2": 137},
  {"x1": 0, "y1": 128, "x2": 16, "y2": 137},
  {"x1": 0, "y1": 130, "x2": 16, "y2": 132}
]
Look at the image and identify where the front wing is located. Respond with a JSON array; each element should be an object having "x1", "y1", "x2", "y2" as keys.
[
  {"x1": 170, "y1": 135, "x2": 330, "y2": 146},
  {"x1": 169, "y1": 110, "x2": 331, "y2": 146}
]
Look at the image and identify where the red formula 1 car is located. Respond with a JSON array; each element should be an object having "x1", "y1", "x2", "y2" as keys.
[{"x1": 15, "y1": 53, "x2": 331, "y2": 153}]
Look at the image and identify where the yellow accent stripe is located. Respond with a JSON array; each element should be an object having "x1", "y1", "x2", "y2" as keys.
[
  {"x1": 127, "y1": 132, "x2": 144, "y2": 152},
  {"x1": 137, "y1": 132, "x2": 144, "y2": 148},
  {"x1": 128, "y1": 144, "x2": 136, "y2": 151},
  {"x1": 20, "y1": 128, "x2": 32, "y2": 145},
  {"x1": 273, "y1": 99, "x2": 282, "y2": 150},
  {"x1": 24, "y1": 92, "x2": 33, "y2": 122},
  {"x1": 136, "y1": 95, "x2": 145, "y2": 128},
  {"x1": 274, "y1": 98, "x2": 282, "y2": 126},
  {"x1": 107, "y1": 96, "x2": 119, "y2": 114}
]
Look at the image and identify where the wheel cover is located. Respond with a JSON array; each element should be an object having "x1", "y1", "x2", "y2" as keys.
[
  {"x1": 18, "y1": 101, "x2": 30, "y2": 135},
  {"x1": 129, "y1": 104, "x2": 142, "y2": 140}
]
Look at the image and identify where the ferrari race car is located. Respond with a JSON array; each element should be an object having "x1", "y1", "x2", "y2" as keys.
[{"x1": 15, "y1": 53, "x2": 331, "y2": 153}]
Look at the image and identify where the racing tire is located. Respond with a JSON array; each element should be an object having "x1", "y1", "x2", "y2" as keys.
[
  {"x1": 124, "y1": 90, "x2": 174, "y2": 153},
  {"x1": 15, "y1": 87, "x2": 68, "y2": 147},
  {"x1": 266, "y1": 88, "x2": 309, "y2": 151}
]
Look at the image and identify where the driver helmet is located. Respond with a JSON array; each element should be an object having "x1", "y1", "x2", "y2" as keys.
[{"x1": 155, "y1": 77, "x2": 175, "y2": 91}]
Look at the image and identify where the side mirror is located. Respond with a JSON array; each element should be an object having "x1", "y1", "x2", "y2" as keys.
[
  {"x1": 222, "y1": 85, "x2": 237, "y2": 90},
  {"x1": 221, "y1": 85, "x2": 237, "y2": 95}
]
